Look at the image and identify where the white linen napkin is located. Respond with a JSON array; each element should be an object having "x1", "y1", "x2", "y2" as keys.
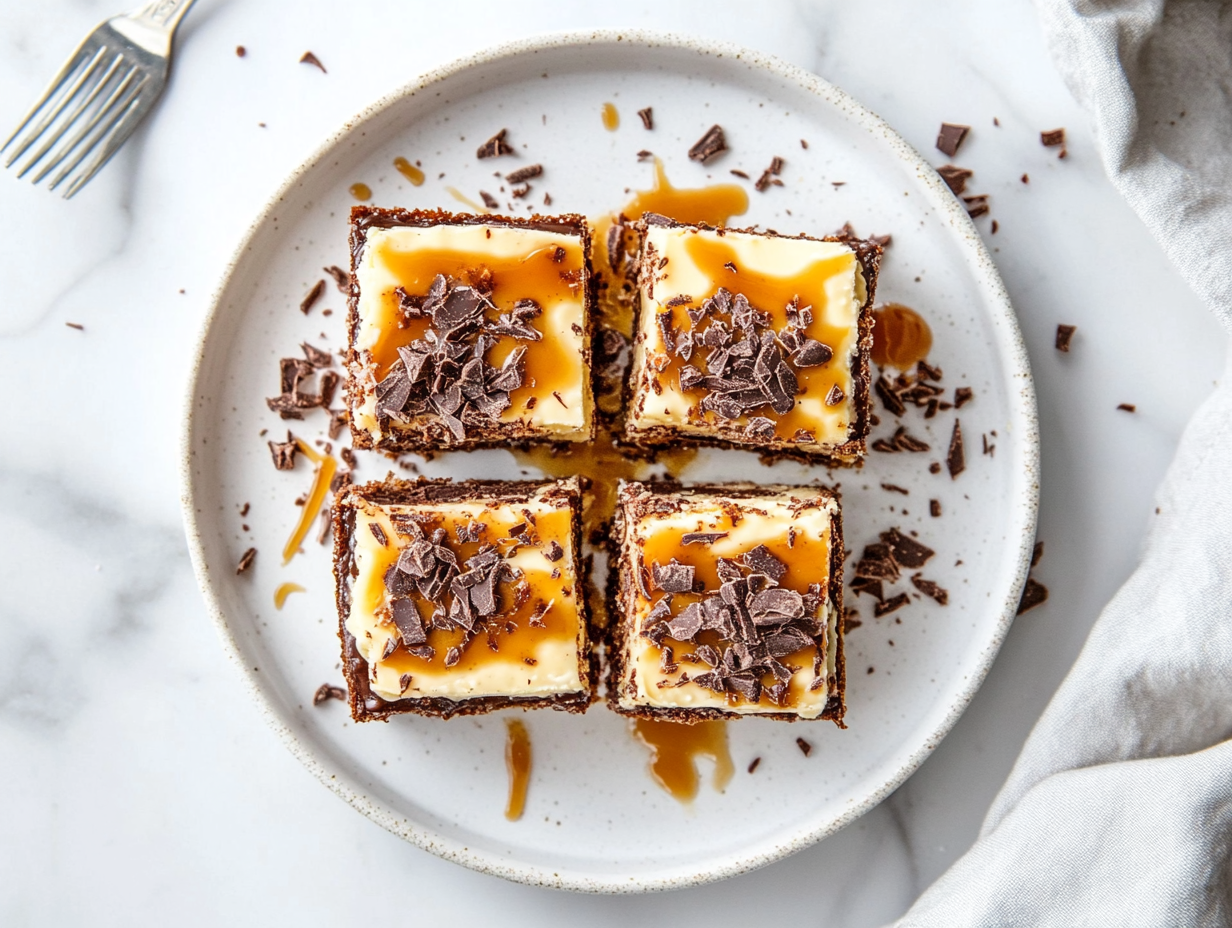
[{"x1": 894, "y1": 2, "x2": 1232, "y2": 924}]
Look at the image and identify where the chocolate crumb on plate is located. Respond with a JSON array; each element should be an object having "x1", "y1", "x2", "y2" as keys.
[
  {"x1": 313, "y1": 683, "x2": 347, "y2": 705},
  {"x1": 954, "y1": 386, "x2": 974, "y2": 408},
  {"x1": 476, "y1": 128, "x2": 514, "y2": 159},
  {"x1": 1056, "y1": 324, "x2": 1077, "y2": 352},
  {"x1": 637, "y1": 149, "x2": 654, "y2": 161},
  {"x1": 875, "y1": 592, "x2": 910, "y2": 617},
  {"x1": 730, "y1": 169, "x2": 750, "y2": 179},
  {"x1": 1021, "y1": 173, "x2": 1030, "y2": 184},
  {"x1": 688, "y1": 124, "x2": 727, "y2": 163},
  {"x1": 300, "y1": 279, "x2": 326, "y2": 314},
  {"x1": 299, "y1": 51, "x2": 326, "y2": 73},
  {"x1": 911, "y1": 574, "x2": 948, "y2": 605},
  {"x1": 929, "y1": 462, "x2": 942, "y2": 474},
  {"x1": 937, "y1": 164, "x2": 973, "y2": 195},
  {"x1": 268, "y1": 432, "x2": 298, "y2": 470},
  {"x1": 324, "y1": 265, "x2": 350, "y2": 292},
  {"x1": 946, "y1": 421, "x2": 966, "y2": 478},
  {"x1": 881, "y1": 483, "x2": 909, "y2": 495},
  {"x1": 1040, "y1": 128, "x2": 1066, "y2": 147},
  {"x1": 936, "y1": 122, "x2": 970, "y2": 157},
  {"x1": 637, "y1": 107, "x2": 653, "y2": 130},
  {"x1": 796, "y1": 737, "x2": 812, "y2": 757},
  {"x1": 747, "y1": 756, "x2": 761, "y2": 774},
  {"x1": 755, "y1": 156, "x2": 785, "y2": 192},
  {"x1": 930, "y1": 499, "x2": 942, "y2": 517},
  {"x1": 479, "y1": 190, "x2": 500, "y2": 209},
  {"x1": 991, "y1": 220, "x2": 999, "y2": 234},
  {"x1": 505, "y1": 164, "x2": 543, "y2": 184},
  {"x1": 236, "y1": 45, "x2": 246, "y2": 57},
  {"x1": 1032, "y1": 541, "x2": 1044, "y2": 568},
  {"x1": 1017, "y1": 577, "x2": 1049, "y2": 614},
  {"x1": 65, "y1": 321, "x2": 84, "y2": 330},
  {"x1": 1117, "y1": 403, "x2": 1137, "y2": 413},
  {"x1": 964, "y1": 195, "x2": 990, "y2": 218},
  {"x1": 236, "y1": 547, "x2": 257, "y2": 575}
]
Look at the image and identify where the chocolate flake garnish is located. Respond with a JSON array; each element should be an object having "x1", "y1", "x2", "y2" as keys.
[
  {"x1": 881, "y1": 527, "x2": 935, "y2": 568},
  {"x1": 505, "y1": 164, "x2": 543, "y2": 184},
  {"x1": 268, "y1": 432, "x2": 298, "y2": 470},
  {"x1": 930, "y1": 499, "x2": 942, "y2": 517},
  {"x1": 796, "y1": 737, "x2": 812, "y2": 757},
  {"x1": 637, "y1": 149, "x2": 654, "y2": 161},
  {"x1": 369, "y1": 523, "x2": 388, "y2": 546},
  {"x1": 850, "y1": 576, "x2": 884, "y2": 600},
  {"x1": 324, "y1": 265, "x2": 350, "y2": 292},
  {"x1": 399, "y1": 673, "x2": 413, "y2": 693},
  {"x1": 301, "y1": 341, "x2": 332, "y2": 368},
  {"x1": 1055, "y1": 324, "x2": 1076, "y2": 352},
  {"x1": 825, "y1": 384, "x2": 845, "y2": 406},
  {"x1": 1032, "y1": 541, "x2": 1044, "y2": 568},
  {"x1": 964, "y1": 195, "x2": 990, "y2": 218},
  {"x1": 755, "y1": 156, "x2": 785, "y2": 192},
  {"x1": 480, "y1": 190, "x2": 500, "y2": 209},
  {"x1": 875, "y1": 593, "x2": 910, "y2": 617},
  {"x1": 637, "y1": 107, "x2": 653, "y2": 130},
  {"x1": 313, "y1": 683, "x2": 346, "y2": 705},
  {"x1": 681, "y1": 532, "x2": 729, "y2": 546},
  {"x1": 742, "y1": 545, "x2": 787, "y2": 581},
  {"x1": 476, "y1": 128, "x2": 513, "y2": 159},
  {"x1": 300, "y1": 279, "x2": 326, "y2": 314},
  {"x1": 65, "y1": 321, "x2": 84, "y2": 330},
  {"x1": 947, "y1": 421, "x2": 966, "y2": 478},
  {"x1": 937, "y1": 164, "x2": 973, "y2": 195},
  {"x1": 911, "y1": 574, "x2": 949, "y2": 605},
  {"x1": 1117, "y1": 403, "x2": 1137, "y2": 413},
  {"x1": 875, "y1": 375, "x2": 907, "y2": 417},
  {"x1": 1040, "y1": 128, "x2": 1066, "y2": 148},
  {"x1": 652, "y1": 559, "x2": 696, "y2": 594},
  {"x1": 236, "y1": 547, "x2": 257, "y2": 574},
  {"x1": 747, "y1": 757, "x2": 761, "y2": 774},
  {"x1": 936, "y1": 122, "x2": 970, "y2": 157},
  {"x1": 1017, "y1": 577, "x2": 1049, "y2": 614},
  {"x1": 544, "y1": 540, "x2": 564, "y2": 562},
  {"x1": 299, "y1": 51, "x2": 326, "y2": 73},
  {"x1": 954, "y1": 386, "x2": 974, "y2": 408},
  {"x1": 881, "y1": 483, "x2": 909, "y2": 495},
  {"x1": 688, "y1": 124, "x2": 728, "y2": 164},
  {"x1": 391, "y1": 598, "x2": 427, "y2": 646}
]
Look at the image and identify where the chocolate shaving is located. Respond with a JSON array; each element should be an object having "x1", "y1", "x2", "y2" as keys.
[
  {"x1": 875, "y1": 592, "x2": 910, "y2": 617},
  {"x1": 1032, "y1": 541, "x2": 1044, "y2": 568},
  {"x1": 637, "y1": 107, "x2": 653, "y2": 130},
  {"x1": 544, "y1": 540, "x2": 564, "y2": 562},
  {"x1": 875, "y1": 375, "x2": 906, "y2": 417},
  {"x1": 1056, "y1": 324, "x2": 1076, "y2": 352},
  {"x1": 755, "y1": 156, "x2": 785, "y2": 192},
  {"x1": 742, "y1": 544, "x2": 787, "y2": 581},
  {"x1": 954, "y1": 386, "x2": 974, "y2": 408},
  {"x1": 881, "y1": 483, "x2": 909, "y2": 495},
  {"x1": 936, "y1": 122, "x2": 970, "y2": 157},
  {"x1": 930, "y1": 499, "x2": 942, "y2": 518},
  {"x1": 313, "y1": 683, "x2": 346, "y2": 705},
  {"x1": 299, "y1": 51, "x2": 326, "y2": 73},
  {"x1": 911, "y1": 574, "x2": 949, "y2": 605},
  {"x1": 267, "y1": 431, "x2": 300, "y2": 470},
  {"x1": 1040, "y1": 128, "x2": 1066, "y2": 147},
  {"x1": 368, "y1": 523, "x2": 388, "y2": 546},
  {"x1": 747, "y1": 757, "x2": 761, "y2": 774},
  {"x1": 681, "y1": 532, "x2": 728, "y2": 546},
  {"x1": 236, "y1": 547, "x2": 256, "y2": 574},
  {"x1": 300, "y1": 279, "x2": 326, "y2": 314},
  {"x1": 324, "y1": 265, "x2": 350, "y2": 292},
  {"x1": 947, "y1": 421, "x2": 966, "y2": 478},
  {"x1": 964, "y1": 195, "x2": 990, "y2": 218},
  {"x1": 476, "y1": 128, "x2": 513, "y2": 159},
  {"x1": 1117, "y1": 403, "x2": 1136, "y2": 413},
  {"x1": 301, "y1": 341, "x2": 332, "y2": 368},
  {"x1": 796, "y1": 737, "x2": 812, "y2": 757},
  {"x1": 505, "y1": 164, "x2": 543, "y2": 184},
  {"x1": 1017, "y1": 577, "x2": 1049, "y2": 614},
  {"x1": 688, "y1": 124, "x2": 728, "y2": 164},
  {"x1": 937, "y1": 164, "x2": 973, "y2": 195},
  {"x1": 652, "y1": 559, "x2": 696, "y2": 593},
  {"x1": 850, "y1": 576, "x2": 884, "y2": 600},
  {"x1": 825, "y1": 384, "x2": 845, "y2": 406},
  {"x1": 881, "y1": 528, "x2": 935, "y2": 569},
  {"x1": 479, "y1": 191, "x2": 499, "y2": 209}
]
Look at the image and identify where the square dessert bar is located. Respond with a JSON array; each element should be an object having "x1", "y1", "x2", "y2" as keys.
[
  {"x1": 623, "y1": 215, "x2": 881, "y2": 464},
  {"x1": 608, "y1": 481, "x2": 845, "y2": 724},
  {"x1": 332, "y1": 476, "x2": 595, "y2": 721},
  {"x1": 346, "y1": 208, "x2": 596, "y2": 453}
]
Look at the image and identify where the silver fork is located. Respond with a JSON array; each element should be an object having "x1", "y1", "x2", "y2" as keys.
[{"x1": 2, "y1": 0, "x2": 197, "y2": 199}]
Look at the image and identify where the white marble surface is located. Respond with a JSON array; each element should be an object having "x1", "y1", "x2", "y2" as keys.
[{"x1": 0, "y1": 0, "x2": 1225, "y2": 923}]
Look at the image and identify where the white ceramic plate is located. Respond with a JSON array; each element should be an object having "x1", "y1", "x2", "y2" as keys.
[{"x1": 181, "y1": 31, "x2": 1038, "y2": 892}]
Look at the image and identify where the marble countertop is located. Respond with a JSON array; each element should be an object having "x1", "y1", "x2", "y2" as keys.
[{"x1": 1, "y1": 0, "x2": 1225, "y2": 923}]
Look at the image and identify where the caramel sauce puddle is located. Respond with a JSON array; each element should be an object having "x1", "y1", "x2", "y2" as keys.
[
  {"x1": 632, "y1": 719, "x2": 735, "y2": 802},
  {"x1": 871, "y1": 302, "x2": 933, "y2": 370},
  {"x1": 504, "y1": 718, "x2": 532, "y2": 820}
]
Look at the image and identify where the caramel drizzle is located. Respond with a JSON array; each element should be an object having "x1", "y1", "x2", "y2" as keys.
[
  {"x1": 282, "y1": 440, "x2": 337, "y2": 565},
  {"x1": 631, "y1": 719, "x2": 734, "y2": 802},
  {"x1": 504, "y1": 718, "x2": 532, "y2": 820}
]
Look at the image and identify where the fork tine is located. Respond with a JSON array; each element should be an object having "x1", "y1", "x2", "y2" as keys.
[
  {"x1": 17, "y1": 53, "x2": 127, "y2": 180},
  {"x1": 29, "y1": 61, "x2": 139, "y2": 185},
  {"x1": 55, "y1": 78, "x2": 149, "y2": 198},
  {"x1": 2, "y1": 44, "x2": 108, "y2": 167}
]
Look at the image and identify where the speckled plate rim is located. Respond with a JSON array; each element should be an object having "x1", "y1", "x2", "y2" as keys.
[{"x1": 179, "y1": 29, "x2": 1040, "y2": 894}]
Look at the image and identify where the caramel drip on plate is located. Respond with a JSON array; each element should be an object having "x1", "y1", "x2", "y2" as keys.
[
  {"x1": 601, "y1": 102, "x2": 619, "y2": 131},
  {"x1": 620, "y1": 158, "x2": 748, "y2": 228},
  {"x1": 365, "y1": 238, "x2": 585, "y2": 381},
  {"x1": 651, "y1": 234, "x2": 855, "y2": 441},
  {"x1": 504, "y1": 718, "x2": 532, "y2": 820},
  {"x1": 638, "y1": 508, "x2": 829, "y2": 710},
  {"x1": 393, "y1": 156, "x2": 425, "y2": 186},
  {"x1": 871, "y1": 303, "x2": 933, "y2": 370},
  {"x1": 274, "y1": 582, "x2": 305, "y2": 609},
  {"x1": 283, "y1": 440, "x2": 336, "y2": 565},
  {"x1": 445, "y1": 187, "x2": 491, "y2": 214},
  {"x1": 631, "y1": 719, "x2": 734, "y2": 803},
  {"x1": 355, "y1": 507, "x2": 579, "y2": 676},
  {"x1": 349, "y1": 183, "x2": 372, "y2": 201}
]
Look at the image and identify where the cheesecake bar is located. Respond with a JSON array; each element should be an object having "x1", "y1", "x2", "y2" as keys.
[
  {"x1": 608, "y1": 481, "x2": 845, "y2": 724},
  {"x1": 623, "y1": 215, "x2": 880, "y2": 463},
  {"x1": 332, "y1": 476, "x2": 595, "y2": 720},
  {"x1": 346, "y1": 208, "x2": 596, "y2": 453}
]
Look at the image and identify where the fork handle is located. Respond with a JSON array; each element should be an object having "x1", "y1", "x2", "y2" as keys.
[{"x1": 131, "y1": 0, "x2": 197, "y2": 31}]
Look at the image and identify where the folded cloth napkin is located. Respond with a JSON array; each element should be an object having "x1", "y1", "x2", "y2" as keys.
[{"x1": 894, "y1": 2, "x2": 1232, "y2": 924}]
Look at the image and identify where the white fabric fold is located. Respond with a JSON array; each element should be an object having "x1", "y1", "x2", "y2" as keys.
[{"x1": 892, "y1": 1, "x2": 1232, "y2": 923}]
